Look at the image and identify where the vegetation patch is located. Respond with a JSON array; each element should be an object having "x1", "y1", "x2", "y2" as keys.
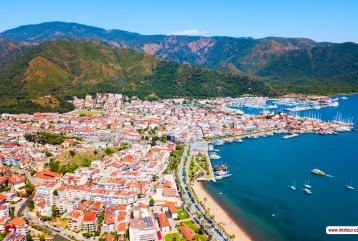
[
  {"x1": 74, "y1": 109, "x2": 101, "y2": 116},
  {"x1": 49, "y1": 148, "x2": 103, "y2": 173},
  {"x1": 25, "y1": 132, "x2": 69, "y2": 145}
]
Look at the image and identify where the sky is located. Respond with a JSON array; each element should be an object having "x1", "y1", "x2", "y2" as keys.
[{"x1": 0, "y1": 0, "x2": 357, "y2": 43}]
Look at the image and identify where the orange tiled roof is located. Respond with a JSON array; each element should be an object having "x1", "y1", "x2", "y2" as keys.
[
  {"x1": 116, "y1": 222, "x2": 126, "y2": 233},
  {"x1": 35, "y1": 170, "x2": 60, "y2": 180},
  {"x1": 157, "y1": 213, "x2": 170, "y2": 227},
  {"x1": 83, "y1": 211, "x2": 96, "y2": 222},
  {"x1": 8, "y1": 217, "x2": 26, "y2": 227},
  {"x1": 180, "y1": 225, "x2": 195, "y2": 240}
]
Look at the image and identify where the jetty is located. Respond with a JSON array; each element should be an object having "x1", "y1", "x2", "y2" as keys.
[{"x1": 282, "y1": 133, "x2": 299, "y2": 139}]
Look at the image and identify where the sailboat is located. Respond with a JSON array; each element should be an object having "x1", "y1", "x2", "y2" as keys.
[
  {"x1": 303, "y1": 188, "x2": 312, "y2": 194},
  {"x1": 303, "y1": 178, "x2": 312, "y2": 189},
  {"x1": 345, "y1": 179, "x2": 355, "y2": 190},
  {"x1": 288, "y1": 181, "x2": 297, "y2": 191}
]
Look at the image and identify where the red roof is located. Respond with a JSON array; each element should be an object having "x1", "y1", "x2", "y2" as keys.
[
  {"x1": 8, "y1": 175, "x2": 26, "y2": 184},
  {"x1": 104, "y1": 214, "x2": 115, "y2": 225},
  {"x1": 104, "y1": 234, "x2": 115, "y2": 241},
  {"x1": 116, "y1": 222, "x2": 126, "y2": 233},
  {"x1": 8, "y1": 217, "x2": 26, "y2": 227},
  {"x1": 117, "y1": 211, "x2": 126, "y2": 221},
  {"x1": 168, "y1": 204, "x2": 177, "y2": 214},
  {"x1": 35, "y1": 170, "x2": 60, "y2": 180},
  {"x1": 180, "y1": 225, "x2": 195, "y2": 240},
  {"x1": 83, "y1": 212, "x2": 97, "y2": 223},
  {"x1": 91, "y1": 201, "x2": 102, "y2": 211},
  {"x1": 157, "y1": 213, "x2": 170, "y2": 227}
]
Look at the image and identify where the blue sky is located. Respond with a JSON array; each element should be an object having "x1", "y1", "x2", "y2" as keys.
[{"x1": 1, "y1": 0, "x2": 357, "y2": 43}]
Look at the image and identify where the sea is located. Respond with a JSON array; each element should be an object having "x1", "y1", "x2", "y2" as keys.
[{"x1": 204, "y1": 94, "x2": 358, "y2": 241}]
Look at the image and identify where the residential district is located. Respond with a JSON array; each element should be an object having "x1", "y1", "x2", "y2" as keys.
[{"x1": 0, "y1": 94, "x2": 353, "y2": 241}]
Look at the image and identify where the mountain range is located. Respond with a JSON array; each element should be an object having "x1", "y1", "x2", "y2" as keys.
[{"x1": 0, "y1": 21, "x2": 357, "y2": 113}]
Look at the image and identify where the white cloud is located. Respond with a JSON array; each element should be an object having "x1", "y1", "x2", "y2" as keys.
[{"x1": 169, "y1": 29, "x2": 208, "y2": 36}]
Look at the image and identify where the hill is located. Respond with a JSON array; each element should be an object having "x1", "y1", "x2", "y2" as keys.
[
  {"x1": 1, "y1": 22, "x2": 358, "y2": 96},
  {"x1": 0, "y1": 40, "x2": 274, "y2": 113},
  {"x1": 258, "y1": 42, "x2": 358, "y2": 94},
  {"x1": 1, "y1": 22, "x2": 357, "y2": 95},
  {"x1": 0, "y1": 39, "x2": 28, "y2": 67}
]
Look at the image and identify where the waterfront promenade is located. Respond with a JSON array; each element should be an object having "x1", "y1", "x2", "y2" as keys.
[{"x1": 176, "y1": 142, "x2": 253, "y2": 241}]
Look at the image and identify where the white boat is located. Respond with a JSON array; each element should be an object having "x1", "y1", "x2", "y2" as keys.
[
  {"x1": 303, "y1": 179, "x2": 312, "y2": 189},
  {"x1": 288, "y1": 181, "x2": 297, "y2": 191},
  {"x1": 345, "y1": 179, "x2": 355, "y2": 190},
  {"x1": 214, "y1": 165, "x2": 232, "y2": 179},
  {"x1": 236, "y1": 138, "x2": 243, "y2": 143},
  {"x1": 208, "y1": 144, "x2": 214, "y2": 151},
  {"x1": 212, "y1": 139, "x2": 225, "y2": 146},
  {"x1": 303, "y1": 188, "x2": 312, "y2": 194},
  {"x1": 209, "y1": 152, "x2": 221, "y2": 159}
]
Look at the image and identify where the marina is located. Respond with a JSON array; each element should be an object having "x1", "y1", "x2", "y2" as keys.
[{"x1": 203, "y1": 95, "x2": 358, "y2": 241}]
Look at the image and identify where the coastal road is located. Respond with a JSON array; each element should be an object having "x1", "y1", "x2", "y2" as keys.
[{"x1": 178, "y1": 143, "x2": 227, "y2": 241}]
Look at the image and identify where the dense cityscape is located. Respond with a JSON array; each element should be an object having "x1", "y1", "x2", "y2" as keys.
[{"x1": 0, "y1": 93, "x2": 353, "y2": 241}]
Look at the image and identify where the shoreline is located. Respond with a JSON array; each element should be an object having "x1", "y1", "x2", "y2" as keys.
[{"x1": 193, "y1": 181, "x2": 252, "y2": 241}]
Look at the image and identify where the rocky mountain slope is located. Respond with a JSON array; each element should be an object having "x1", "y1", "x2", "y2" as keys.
[{"x1": 0, "y1": 40, "x2": 274, "y2": 113}]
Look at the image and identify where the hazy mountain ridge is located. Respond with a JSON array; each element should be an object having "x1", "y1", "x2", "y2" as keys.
[{"x1": 0, "y1": 22, "x2": 322, "y2": 72}]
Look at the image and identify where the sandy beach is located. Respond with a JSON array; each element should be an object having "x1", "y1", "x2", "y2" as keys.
[{"x1": 193, "y1": 181, "x2": 252, "y2": 241}]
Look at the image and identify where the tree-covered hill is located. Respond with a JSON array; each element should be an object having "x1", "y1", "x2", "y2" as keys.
[
  {"x1": 1, "y1": 22, "x2": 357, "y2": 95},
  {"x1": 0, "y1": 40, "x2": 274, "y2": 113},
  {"x1": 258, "y1": 42, "x2": 358, "y2": 94}
]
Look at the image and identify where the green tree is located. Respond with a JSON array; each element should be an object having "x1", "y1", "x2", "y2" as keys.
[
  {"x1": 69, "y1": 150, "x2": 76, "y2": 157},
  {"x1": 27, "y1": 200, "x2": 35, "y2": 211},
  {"x1": 25, "y1": 182, "x2": 35, "y2": 196},
  {"x1": 149, "y1": 198, "x2": 155, "y2": 207},
  {"x1": 52, "y1": 205, "x2": 60, "y2": 218},
  {"x1": 9, "y1": 207, "x2": 15, "y2": 219},
  {"x1": 26, "y1": 234, "x2": 33, "y2": 241},
  {"x1": 53, "y1": 190, "x2": 58, "y2": 196}
]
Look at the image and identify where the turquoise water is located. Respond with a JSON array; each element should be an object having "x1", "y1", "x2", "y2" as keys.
[{"x1": 204, "y1": 95, "x2": 358, "y2": 241}]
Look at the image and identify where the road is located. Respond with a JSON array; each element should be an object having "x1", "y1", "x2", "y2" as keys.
[
  {"x1": 24, "y1": 207, "x2": 80, "y2": 241},
  {"x1": 177, "y1": 143, "x2": 228, "y2": 241},
  {"x1": 11, "y1": 166, "x2": 74, "y2": 241}
]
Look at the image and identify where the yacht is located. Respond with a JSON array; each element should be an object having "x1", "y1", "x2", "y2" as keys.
[
  {"x1": 288, "y1": 181, "x2": 297, "y2": 191},
  {"x1": 214, "y1": 165, "x2": 232, "y2": 179},
  {"x1": 235, "y1": 138, "x2": 243, "y2": 143},
  {"x1": 345, "y1": 179, "x2": 355, "y2": 190},
  {"x1": 303, "y1": 188, "x2": 312, "y2": 194},
  {"x1": 303, "y1": 179, "x2": 312, "y2": 189},
  {"x1": 209, "y1": 152, "x2": 221, "y2": 159},
  {"x1": 311, "y1": 169, "x2": 326, "y2": 176}
]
